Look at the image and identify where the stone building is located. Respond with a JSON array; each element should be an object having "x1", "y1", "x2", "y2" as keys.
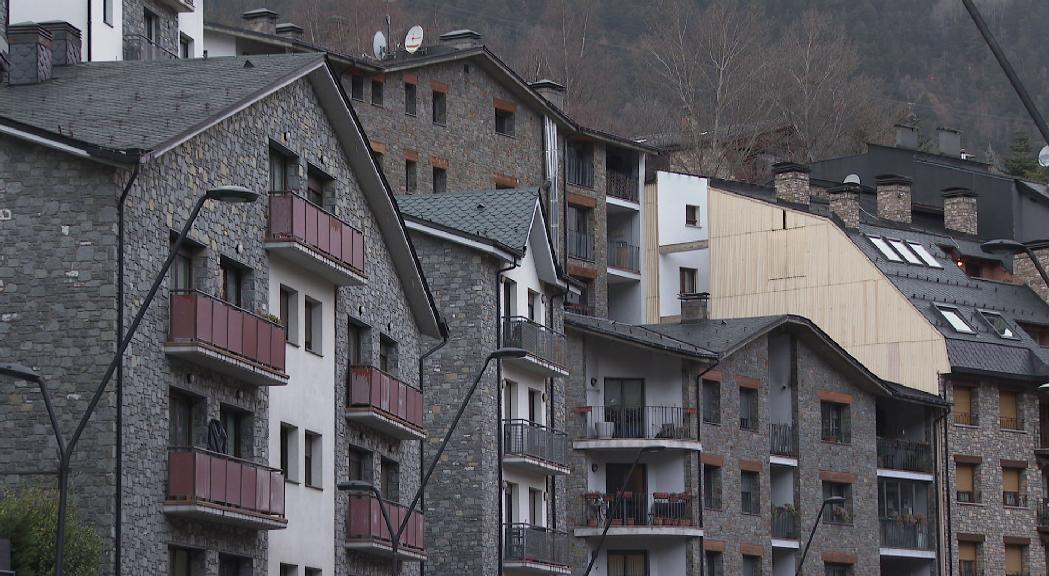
[{"x1": 0, "y1": 29, "x2": 443, "y2": 576}]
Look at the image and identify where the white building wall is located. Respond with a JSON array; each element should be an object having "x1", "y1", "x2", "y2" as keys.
[
  {"x1": 202, "y1": 29, "x2": 238, "y2": 57},
  {"x1": 11, "y1": 0, "x2": 122, "y2": 61},
  {"x1": 654, "y1": 171, "x2": 711, "y2": 319},
  {"x1": 581, "y1": 339, "x2": 683, "y2": 410},
  {"x1": 177, "y1": 2, "x2": 204, "y2": 57},
  {"x1": 267, "y1": 258, "x2": 336, "y2": 576},
  {"x1": 502, "y1": 233, "x2": 546, "y2": 324},
  {"x1": 584, "y1": 541, "x2": 689, "y2": 576}
]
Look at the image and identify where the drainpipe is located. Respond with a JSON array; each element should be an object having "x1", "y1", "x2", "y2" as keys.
[
  {"x1": 495, "y1": 258, "x2": 519, "y2": 576},
  {"x1": 85, "y1": 0, "x2": 91, "y2": 61},
  {"x1": 694, "y1": 361, "x2": 719, "y2": 576},
  {"x1": 936, "y1": 381, "x2": 954, "y2": 576},
  {"x1": 417, "y1": 319, "x2": 449, "y2": 576}
]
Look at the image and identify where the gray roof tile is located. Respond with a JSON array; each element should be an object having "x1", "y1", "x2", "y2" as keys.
[
  {"x1": 397, "y1": 188, "x2": 540, "y2": 253},
  {"x1": 564, "y1": 313, "x2": 716, "y2": 359}
]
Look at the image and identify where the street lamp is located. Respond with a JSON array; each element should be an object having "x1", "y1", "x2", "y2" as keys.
[
  {"x1": 582, "y1": 446, "x2": 666, "y2": 576},
  {"x1": 338, "y1": 480, "x2": 399, "y2": 570},
  {"x1": 0, "y1": 185, "x2": 258, "y2": 576},
  {"x1": 981, "y1": 239, "x2": 1049, "y2": 290},
  {"x1": 797, "y1": 495, "x2": 848, "y2": 575}
]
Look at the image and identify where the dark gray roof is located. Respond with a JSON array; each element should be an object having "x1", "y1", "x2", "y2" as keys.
[
  {"x1": 644, "y1": 316, "x2": 786, "y2": 355},
  {"x1": 397, "y1": 188, "x2": 540, "y2": 254},
  {"x1": 564, "y1": 313, "x2": 716, "y2": 360},
  {"x1": 0, "y1": 53, "x2": 324, "y2": 157}
]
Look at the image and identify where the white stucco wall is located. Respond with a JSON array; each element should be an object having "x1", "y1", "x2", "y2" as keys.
[
  {"x1": 654, "y1": 171, "x2": 710, "y2": 319},
  {"x1": 584, "y1": 541, "x2": 689, "y2": 576},
  {"x1": 177, "y1": 2, "x2": 204, "y2": 58},
  {"x1": 11, "y1": 0, "x2": 123, "y2": 61},
  {"x1": 202, "y1": 29, "x2": 238, "y2": 57}
]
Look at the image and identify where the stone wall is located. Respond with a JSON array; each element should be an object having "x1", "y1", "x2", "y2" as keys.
[
  {"x1": 122, "y1": 0, "x2": 180, "y2": 56},
  {"x1": 1014, "y1": 248, "x2": 1049, "y2": 306}
]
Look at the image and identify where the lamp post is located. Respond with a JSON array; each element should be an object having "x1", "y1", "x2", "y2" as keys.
[
  {"x1": 0, "y1": 185, "x2": 258, "y2": 576},
  {"x1": 797, "y1": 496, "x2": 847, "y2": 575},
  {"x1": 981, "y1": 239, "x2": 1049, "y2": 291},
  {"x1": 582, "y1": 446, "x2": 666, "y2": 576}
]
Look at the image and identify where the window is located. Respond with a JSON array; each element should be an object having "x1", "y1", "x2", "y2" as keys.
[
  {"x1": 405, "y1": 159, "x2": 417, "y2": 194},
  {"x1": 348, "y1": 446, "x2": 372, "y2": 482},
  {"x1": 823, "y1": 481, "x2": 853, "y2": 524},
  {"x1": 219, "y1": 406, "x2": 245, "y2": 458},
  {"x1": 103, "y1": 0, "x2": 114, "y2": 25},
  {"x1": 566, "y1": 140, "x2": 595, "y2": 187},
  {"x1": 179, "y1": 35, "x2": 192, "y2": 59},
  {"x1": 381, "y1": 458, "x2": 399, "y2": 501},
  {"x1": 432, "y1": 90, "x2": 447, "y2": 125},
  {"x1": 279, "y1": 286, "x2": 298, "y2": 344},
  {"x1": 505, "y1": 481, "x2": 517, "y2": 524},
  {"x1": 820, "y1": 401, "x2": 851, "y2": 444},
  {"x1": 280, "y1": 564, "x2": 297, "y2": 576},
  {"x1": 742, "y1": 555, "x2": 761, "y2": 576},
  {"x1": 704, "y1": 551, "x2": 723, "y2": 576},
  {"x1": 1005, "y1": 543, "x2": 1025, "y2": 576},
  {"x1": 280, "y1": 423, "x2": 298, "y2": 481},
  {"x1": 404, "y1": 82, "x2": 417, "y2": 116},
  {"x1": 305, "y1": 569, "x2": 321, "y2": 576},
  {"x1": 702, "y1": 379, "x2": 721, "y2": 424},
  {"x1": 958, "y1": 542, "x2": 979, "y2": 576},
  {"x1": 935, "y1": 304, "x2": 974, "y2": 334},
  {"x1": 371, "y1": 79, "x2": 384, "y2": 106},
  {"x1": 528, "y1": 388, "x2": 542, "y2": 424},
  {"x1": 220, "y1": 259, "x2": 246, "y2": 308},
  {"x1": 685, "y1": 205, "x2": 699, "y2": 226},
  {"x1": 529, "y1": 487, "x2": 543, "y2": 526},
  {"x1": 169, "y1": 547, "x2": 193, "y2": 576},
  {"x1": 567, "y1": 205, "x2": 594, "y2": 260},
  {"x1": 869, "y1": 236, "x2": 903, "y2": 262},
  {"x1": 433, "y1": 166, "x2": 447, "y2": 193},
  {"x1": 908, "y1": 242, "x2": 943, "y2": 268},
  {"x1": 703, "y1": 465, "x2": 722, "y2": 510},
  {"x1": 980, "y1": 310, "x2": 1018, "y2": 339},
  {"x1": 1002, "y1": 466, "x2": 1024, "y2": 507},
  {"x1": 1019, "y1": 321, "x2": 1049, "y2": 347},
  {"x1": 953, "y1": 385, "x2": 977, "y2": 426},
  {"x1": 888, "y1": 239, "x2": 923, "y2": 264},
  {"x1": 740, "y1": 470, "x2": 760, "y2": 514},
  {"x1": 304, "y1": 431, "x2": 321, "y2": 488},
  {"x1": 824, "y1": 563, "x2": 851, "y2": 576},
  {"x1": 144, "y1": 9, "x2": 158, "y2": 43},
  {"x1": 218, "y1": 554, "x2": 248, "y2": 576},
  {"x1": 527, "y1": 290, "x2": 539, "y2": 322},
  {"x1": 739, "y1": 387, "x2": 758, "y2": 431},
  {"x1": 608, "y1": 552, "x2": 647, "y2": 576},
  {"x1": 270, "y1": 147, "x2": 295, "y2": 191},
  {"x1": 350, "y1": 74, "x2": 364, "y2": 101},
  {"x1": 168, "y1": 389, "x2": 195, "y2": 447},
  {"x1": 379, "y1": 336, "x2": 397, "y2": 375},
  {"x1": 679, "y1": 267, "x2": 698, "y2": 296},
  {"x1": 306, "y1": 166, "x2": 329, "y2": 206},
  {"x1": 171, "y1": 243, "x2": 194, "y2": 291},
  {"x1": 956, "y1": 462, "x2": 978, "y2": 503},
  {"x1": 878, "y1": 478, "x2": 930, "y2": 519},
  {"x1": 1000, "y1": 390, "x2": 1022, "y2": 430},
  {"x1": 495, "y1": 108, "x2": 515, "y2": 136},
  {"x1": 303, "y1": 297, "x2": 321, "y2": 354}
]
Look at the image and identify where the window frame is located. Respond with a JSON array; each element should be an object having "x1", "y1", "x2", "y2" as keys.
[
  {"x1": 432, "y1": 166, "x2": 447, "y2": 193},
  {"x1": 908, "y1": 242, "x2": 943, "y2": 268},
  {"x1": 820, "y1": 401, "x2": 851, "y2": 444},
  {"x1": 978, "y1": 309, "x2": 1019, "y2": 339},
  {"x1": 739, "y1": 387, "x2": 758, "y2": 432},
  {"x1": 685, "y1": 204, "x2": 700, "y2": 227},
  {"x1": 740, "y1": 470, "x2": 760, "y2": 515},
  {"x1": 935, "y1": 304, "x2": 975, "y2": 334},
  {"x1": 679, "y1": 267, "x2": 698, "y2": 296},
  {"x1": 350, "y1": 74, "x2": 365, "y2": 101},
  {"x1": 495, "y1": 108, "x2": 516, "y2": 137},
  {"x1": 404, "y1": 81, "x2": 417, "y2": 116},
  {"x1": 405, "y1": 159, "x2": 418, "y2": 194},
  {"x1": 869, "y1": 236, "x2": 903, "y2": 262},
  {"x1": 304, "y1": 430, "x2": 322, "y2": 488},
  {"x1": 703, "y1": 464, "x2": 722, "y2": 510},
  {"x1": 432, "y1": 90, "x2": 447, "y2": 125},
  {"x1": 371, "y1": 79, "x2": 384, "y2": 107},
  {"x1": 303, "y1": 296, "x2": 322, "y2": 355},
  {"x1": 887, "y1": 238, "x2": 923, "y2": 265},
  {"x1": 280, "y1": 422, "x2": 300, "y2": 482},
  {"x1": 701, "y1": 379, "x2": 721, "y2": 425}
]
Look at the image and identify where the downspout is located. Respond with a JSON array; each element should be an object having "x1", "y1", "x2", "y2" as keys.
[
  {"x1": 549, "y1": 280, "x2": 571, "y2": 531},
  {"x1": 495, "y1": 257, "x2": 519, "y2": 576},
  {"x1": 85, "y1": 0, "x2": 91, "y2": 61},
  {"x1": 937, "y1": 381, "x2": 954, "y2": 576},
  {"x1": 694, "y1": 361, "x2": 720, "y2": 576},
  {"x1": 114, "y1": 161, "x2": 140, "y2": 576},
  {"x1": 417, "y1": 320, "x2": 449, "y2": 576}
]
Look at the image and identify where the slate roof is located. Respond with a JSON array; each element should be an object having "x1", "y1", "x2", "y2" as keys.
[
  {"x1": 644, "y1": 316, "x2": 786, "y2": 355},
  {"x1": 0, "y1": 53, "x2": 325, "y2": 157},
  {"x1": 396, "y1": 188, "x2": 540, "y2": 254},
  {"x1": 564, "y1": 313, "x2": 716, "y2": 360}
]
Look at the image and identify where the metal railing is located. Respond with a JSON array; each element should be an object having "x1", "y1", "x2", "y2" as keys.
[
  {"x1": 123, "y1": 34, "x2": 178, "y2": 61},
  {"x1": 503, "y1": 523, "x2": 568, "y2": 567},
  {"x1": 876, "y1": 438, "x2": 933, "y2": 472},
  {"x1": 879, "y1": 517, "x2": 933, "y2": 550},
  {"x1": 167, "y1": 447, "x2": 285, "y2": 518},
  {"x1": 580, "y1": 492, "x2": 697, "y2": 527},
  {"x1": 348, "y1": 365, "x2": 425, "y2": 431},
  {"x1": 771, "y1": 505, "x2": 799, "y2": 538},
  {"x1": 268, "y1": 191, "x2": 366, "y2": 275},
  {"x1": 606, "y1": 170, "x2": 638, "y2": 202},
  {"x1": 579, "y1": 405, "x2": 695, "y2": 441},
  {"x1": 168, "y1": 289, "x2": 287, "y2": 373},
  {"x1": 957, "y1": 490, "x2": 981, "y2": 504},
  {"x1": 608, "y1": 241, "x2": 640, "y2": 273},
  {"x1": 1003, "y1": 491, "x2": 1027, "y2": 508},
  {"x1": 769, "y1": 423, "x2": 798, "y2": 456},
  {"x1": 503, "y1": 420, "x2": 568, "y2": 468},
  {"x1": 959, "y1": 560, "x2": 983, "y2": 576},
  {"x1": 1039, "y1": 499, "x2": 1049, "y2": 528},
  {"x1": 1000, "y1": 416, "x2": 1024, "y2": 430},
  {"x1": 567, "y1": 230, "x2": 595, "y2": 261},
  {"x1": 565, "y1": 302, "x2": 593, "y2": 316},
  {"x1": 346, "y1": 492, "x2": 425, "y2": 553},
  {"x1": 954, "y1": 411, "x2": 978, "y2": 426},
  {"x1": 501, "y1": 316, "x2": 566, "y2": 369}
]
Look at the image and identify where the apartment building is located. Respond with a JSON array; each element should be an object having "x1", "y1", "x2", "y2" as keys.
[
  {"x1": 203, "y1": 11, "x2": 656, "y2": 323},
  {"x1": 396, "y1": 187, "x2": 571, "y2": 575},
  {"x1": 0, "y1": 28, "x2": 443, "y2": 576}
]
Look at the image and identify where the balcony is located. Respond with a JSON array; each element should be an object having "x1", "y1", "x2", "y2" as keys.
[
  {"x1": 954, "y1": 411, "x2": 978, "y2": 426},
  {"x1": 575, "y1": 405, "x2": 699, "y2": 452},
  {"x1": 123, "y1": 34, "x2": 178, "y2": 61},
  {"x1": 879, "y1": 517, "x2": 933, "y2": 552},
  {"x1": 1003, "y1": 491, "x2": 1028, "y2": 508},
  {"x1": 501, "y1": 317, "x2": 568, "y2": 377},
  {"x1": 1000, "y1": 416, "x2": 1025, "y2": 431},
  {"x1": 164, "y1": 447, "x2": 287, "y2": 530},
  {"x1": 771, "y1": 505, "x2": 799, "y2": 539},
  {"x1": 346, "y1": 366, "x2": 425, "y2": 441},
  {"x1": 567, "y1": 230, "x2": 595, "y2": 262},
  {"x1": 957, "y1": 490, "x2": 981, "y2": 504},
  {"x1": 769, "y1": 423, "x2": 798, "y2": 457},
  {"x1": 345, "y1": 493, "x2": 425, "y2": 561},
  {"x1": 503, "y1": 420, "x2": 570, "y2": 476},
  {"x1": 267, "y1": 192, "x2": 366, "y2": 285},
  {"x1": 1038, "y1": 499, "x2": 1049, "y2": 531},
  {"x1": 576, "y1": 492, "x2": 701, "y2": 538},
  {"x1": 165, "y1": 290, "x2": 288, "y2": 386},
  {"x1": 607, "y1": 241, "x2": 640, "y2": 275},
  {"x1": 503, "y1": 524, "x2": 570, "y2": 575},
  {"x1": 606, "y1": 171, "x2": 638, "y2": 204},
  {"x1": 157, "y1": 0, "x2": 195, "y2": 12},
  {"x1": 876, "y1": 438, "x2": 933, "y2": 475}
]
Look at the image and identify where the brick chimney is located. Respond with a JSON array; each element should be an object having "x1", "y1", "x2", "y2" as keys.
[
  {"x1": 937, "y1": 127, "x2": 961, "y2": 158},
  {"x1": 40, "y1": 22, "x2": 81, "y2": 66},
  {"x1": 942, "y1": 187, "x2": 977, "y2": 236},
  {"x1": 829, "y1": 183, "x2": 861, "y2": 228},
  {"x1": 7, "y1": 23, "x2": 52, "y2": 85},
  {"x1": 242, "y1": 9, "x2": 279, "y2": 35},
  {"x1": 772, "y1": 162, "x2": 810, "y2": 205},
  {"x1": 680, "y1": 293, "x2": 710, "y2": 324},
  {"x1": 439, "y1": 30, "x2": 482, "y2": 51},
  {"x1": 894, "y1": 124, "x2": 918, "y2": 149},
  {"x1": 529, "y1": 79, "x2": 564, "y2": 110},
  {"x1": 275, "y1": 23, "x2": 304, "y2": 41},
  {"x1": 875, "y1": 174, "x2": 912, "y2": 224}
]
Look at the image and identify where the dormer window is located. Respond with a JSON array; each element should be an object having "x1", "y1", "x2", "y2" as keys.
[
  {"x1": 887, "y1": 239, "x2": 922, "y2": 265},
  {"x1": 979, "y1": 310, "x2": 1018, "y2": 339},
  {"x1": 908, "y1": 242, "x2": 943, "y2": 268},
  {"x1": 869, "y1": 236, "x2": 903, "y2": 262},
  {"x1": 935, "y1": 304, "x2": 974, "y2": 334}
]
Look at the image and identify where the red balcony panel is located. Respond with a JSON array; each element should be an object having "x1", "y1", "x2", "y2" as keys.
[
  {"x1": 241, "y1": 465, "x2": 257, "y2": 512},
  {"x1": 257, "y1": 320, "x2": 273, "y2": 367},
  {"x1": 168, "y1": 450, "x2": 196, "y2": 498},
  {"x1": 170, "y1": 294, "x2": 196, "y2": 340},
  {"x1": 348, "y1": 366, "x2": 425, "y2": 434},
  {"x1": 256, "y1": 469, "x2": 271, "y2": 514},
  {"x1": 330, "y1": 220, "x2": 344, "y2": 261},
  {"x1": 211, "y1": 302, "x2": 228, "y2": 350},
  {"x1": 210, "y1": 456, "x2": 227, "y2": 503},
  {"x1": 270, "y1": 470, "x2": 285, "y2": 516},
  {"x1": 353, "y1": 234, "x2": 365, "y2": 272},
  {"x1": 227, "y1": 309, "x2": 244, "y2": 356},
  {"x1": 270, "y1": 324, "x2": 285, "y2": 370},
  {"x1": 346, "y1": 493, "x2": 425, "y2": 554},
  {"x1": 316, "y1": 211, "x2": 331, "y2": 254},
  {"x1": 397, "y1": 383, "x2": 407, "y2": 422},
  {"x1": 305, "y1": 206, "x2": 319, "y2": 246},
  {"x1": 166, "y1": 448, "x2": 285, "y2": 521},
  {"x1": 194, "y1": 294, "x2": 212, "y2": 342},
  {"x1": 194, "y1": 451, "x2": 210, "y2": 500},
  {"x1": 225, "y1": 461, "x2": 242, "y2": 507},
  {"x1": 168, "y1": 291, "x2": 287, "y2": 375},
  {"x1": 242, "y1": 315, "x2": 258, "y2": 360},
  {"x1": 342, "y1": 230, "x2": 354, "y2": 271}
]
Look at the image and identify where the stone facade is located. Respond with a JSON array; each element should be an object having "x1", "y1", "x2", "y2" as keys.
[
  {"x1": 123, "y1": 0, "x2": 181, "y2": 57},
  {"x1": 829, "y1": 185, "x2": 861, "y2": 229},
  {"x1": 1014, "y1": 248, "x2": 1049, "y2": 306},
  {"x1": 875, "y1": 175, "x2": 913, "y2": 224},
  {"x1": 943, "y1": 189, "x2": 978, "y2": 236},
  {"x1": 772, "y1": 163, "x2": 811, "y2": 205}
]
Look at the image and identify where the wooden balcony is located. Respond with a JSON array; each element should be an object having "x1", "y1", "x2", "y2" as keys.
[
  {"x1": 345, "y1": 493, "x2": 425, "y2": 561},
  {"x1": 346, "y1": 366, "x2": 425, "y2": 441},
  {"x1": 266, "y1": 192, "x2": 366, "y2": 285}
]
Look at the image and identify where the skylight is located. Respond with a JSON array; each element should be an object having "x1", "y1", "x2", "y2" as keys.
[
  {"x1": 908, "y1": 243, "x2": 943, "y2": 268},
  {"x1": 869, "y1": 237, "x2": 903, "y2": 262},
  {"x1": 979, "y1": 310, "x2": 1018, "y2": 339},
  {"x1": 935, "y1": 304, "x2": 975, "y2": 334},
  {"x1": 888, "y1": 239, "x2": 923, "y2": 265}
]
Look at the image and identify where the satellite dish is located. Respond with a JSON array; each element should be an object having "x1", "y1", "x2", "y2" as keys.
[
  {"x1": 843, "y1": 174, "x2": 861, "y2": 185},
  {"x1": 405, "y1": 25, "x2": 424, "y2": 54},
  {"x1": 1039, "y1": 145, "x2": 1049, "y2": 168},
  {"x1": 372, "y1": 31, "x2": 387, "y2": 59}
]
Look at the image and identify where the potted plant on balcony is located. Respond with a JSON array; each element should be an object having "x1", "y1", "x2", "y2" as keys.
[
  {"x1": 584, "y1": 492, "x2": 604, "y2": 526},
  {"x1": 830, "y1": 504, "x2": 851, "y2": 524}
]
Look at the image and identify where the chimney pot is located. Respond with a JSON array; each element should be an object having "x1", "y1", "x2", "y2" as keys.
[
  {"x1": 772, "y1": 161, "x2": 811, "y2": 205},
  {"x1": 937, "y1": 127, "x2": 961, "y2": 158},
  {"x1": 275, "y1": 23, "x2": 304, "y2": 41},
  {"x1": 7, "y1": 23, "x2": 53, "y2": 85},
  {"x1": 680, "y1": 292, "x2": 710, "y2": 324},
  {"x1": 439, "y1": 29, "x2": 483, "y2": 50},
  {"x1": 942, "y1": 187, "x2": 977, "y2": 236},
  {"x1": 894, "y1": 124, "x2": 918, "y2": 149},
  {"x1": 39, "y1": 22, "x2": 82, "y2": 66},
  {"x1": 529, "y1": 79, "x2": 565, "y2": 110},
  {"x1": 242, "y1": 9, "x2": 279, "y2": 35},
  {"x1": 875, "y1": 174, "x2": 912, "y2": 224},
  {"x1": 829, "y1": 183, "x2": 861, "y2": 228}
]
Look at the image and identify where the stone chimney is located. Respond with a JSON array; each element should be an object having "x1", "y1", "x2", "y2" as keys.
[
  {"x1": 275, "y1": 23, "x2": 304, "y2": 41},
  {"x1": 40, "y1": 22, "x2": 81, "y2": 66},
  {"x1": 942, "y1": 187, "x2": 977, "y2": 236},
  {"x1": 529, "y1": 79, "x2": 565, "y2": 109},
  {"x1": 875, "y1": 174, "x2": 912, "y2": 224},
  {"x1": 680, "y1": 292, "x2": 710, "y2": 324},
  {"x1": 242, "y1": 9, "x2": 279, "y2": 35},
  {"x1": 894, "y1": 124, "x2": 918, "y2": 149},
  {"x1": 937, "y1": 127, "x2": 961, "y2": 158},
  {"x1": 7, "y1": 23, "x2": 52, "y2": 85},
  {"x1": 829, "y1": 183, "x2": 861, "y2": 228},
  {"x1": 772, "y1": 162, "x2": 811, "y2": 205},
  {"x1": 439, "y1": 29, "x2": 483, "y2": 51}
]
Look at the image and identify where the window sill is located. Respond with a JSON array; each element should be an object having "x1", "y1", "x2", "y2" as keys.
[
  {"x1": 285, "y1": 478, "x2": 301, "y2": 486},
  {"x1": 568, "y1": 182, "x2": 595, "y2": 190},
  {"x1": 496, "y1": 132, "x2": 515, "y2": 139},
  {"x1": 286, "y1": 341, "x2": 300, "y2": 349},
  {"x1": 351, "y1": 97, "x2": 365, "y2": 102},
  {"x1": 953, "y1": 422, "x2": 979, "y2": 429},
  {"x1": 825, "y1": 521, "x2": 853, "y2": 527},
  {"x1": 433, "y1": 121, "x2": 446, "y2": 127},
  {"x1": 741, "y1": 511, "x2": 761, "y2": 517},
  {"x1": 1003, "y1": 505, "x2": 1028, "y2": 510},
  {"x1": 685, "y1": 223, "x2": 702, "y2": 228},
  {"x1": 703, "y1": 507, "x2": 722, "y2": 512},
  {"x1": 702, "y1": 420, "x2": 721, "y2": 427},
  {"x1": 371, "y1": 103, "x2": 384, "y2": 108},
  {"x1": 405, "y1": 112, "x2": 417, "y2": 117},
  {"x1": 821, "y1": 439, "x2": 851, "y2": 446},
  {"x1": 305, "y1": 483, "x2": 324, "y2": 492},
  {"x1": 956, "y1": 501, "x2": 984, "y2": 507},
  {"x1": 305, "y1": 348, "x2": 324, "y2": 358},
  {"x1": 1000, "y1": 427, "x2": 1027, "y2": 434}
]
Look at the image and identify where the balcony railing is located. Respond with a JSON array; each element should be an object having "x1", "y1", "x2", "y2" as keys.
[
  {"x1": 502, "y1": 316, "x2": 567, "y2": 371},
  {"x1": 954, "y1": 411, "x2": 977, "y2": 426},
  {"x1": 769, "y1": 423, "x2": 798, "y2": 457},
  {"x1": 123, "y1": 34, "x2": 178, "y2": 61},
  {"x1": 1003, "y1": 491, "x2": 1028, "y2": 508},
  {"x1": 504, "y1": 523, "x2": 569, "y2": 568},
  {"x1": 959, "y1": 561, "x2": 984, "y2": 576},
  {"x1": 580, "y1": 492, "x2": 697, "y2": 527},
  {"x1": 771, "y1": 505, "x2": 799, "y2": 539},
  {"x1": 348, "y1": 366, "x2": 424, "y2": 436},
  {"x1": 346, "y1": 492, "x2": 425, "y2": 557},
  {"x1": 876, "y1": 438, "x2": 933, "y2": 473},
  {"x1": 606, "y1": 170, "x2": 638, "y2": 203},
  {"x1": 608, "y1": 241, "x2": 640, "y2": 273},
  {"x1": 567, "y1": 230, "x2": 595, "y2": 261},
  {"x1": 957, "y1": 490, "x2": 981, "y2": 504},
  {"x1": 879, "y1": 517, "x2": 933, "y2": 550},
  {"x1": 1038, "y1": 499, "x2": 1049, "y2": 529},
  {"x1": 166, "y1": 447, "x2": 285, "y2": 524},
  {"x1": 267, "y1": 191, "x2": 366, "y2": 278},
  {"x1": 567, "y1": 154, "x2": 594, "y2": 188},
  {"x1": 565, "y1": 302, "x2": 593, "y2": 316},
  {"x1": 1000, "y1": 416, "x2": 1024, "y2": 431},
  {"x1": 579, "y1": 405, "x2": 695, "y2": 441},
  {"x1": 503, "y1": 419, "x2": 568, "y2": 469},
  {"x1": 168, "y1": 289, "x2": 286, "y2": 374}
]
